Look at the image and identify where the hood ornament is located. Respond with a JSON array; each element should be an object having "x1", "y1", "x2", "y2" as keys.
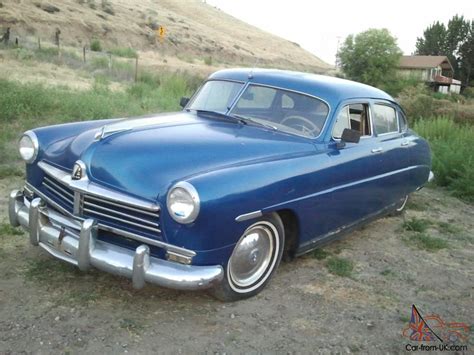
[
  {"x1": 72, "y1": 161, "x2": 86, "y2": 180},
  {"x1": 94, "y1": 125, "x2": 131, "y2": 141}
]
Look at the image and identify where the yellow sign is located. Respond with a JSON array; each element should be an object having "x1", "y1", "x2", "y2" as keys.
[{"x1": 156, "y1": 25, "x2": 166, "y2": 43}]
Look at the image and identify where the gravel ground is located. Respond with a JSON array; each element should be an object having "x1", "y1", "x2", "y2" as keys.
[{"x1": 1, "y1": 177, "x2": 473, "y2": 354}]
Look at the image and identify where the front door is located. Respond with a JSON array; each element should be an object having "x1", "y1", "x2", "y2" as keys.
[{"x1": 322, "y1": 101, "x2": 387, "y2": 232}]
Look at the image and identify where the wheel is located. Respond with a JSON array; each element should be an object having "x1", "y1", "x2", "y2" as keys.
[
  {"x1": 209, "y1": 213, "x2": 284, "y2": 302},
  {"x1": 389, "y1": 195, "x2": 409, "y2": 216}
]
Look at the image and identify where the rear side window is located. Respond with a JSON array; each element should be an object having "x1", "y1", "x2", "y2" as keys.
[
  {"x1": 399, "y1": 110, "x2": 408, "y2": 132},
  {"x1": 373, "y1": 104, "x2": 398, "y2": 134}
]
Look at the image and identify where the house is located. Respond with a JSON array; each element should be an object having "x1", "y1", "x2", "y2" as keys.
[{"x1": 398, "y1": 55, "x2": 461, "y2": 94}]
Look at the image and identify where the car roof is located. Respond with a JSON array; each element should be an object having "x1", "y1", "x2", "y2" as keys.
[{"x1": 209, "y1": 68, "x2": 394, "y2": 107}]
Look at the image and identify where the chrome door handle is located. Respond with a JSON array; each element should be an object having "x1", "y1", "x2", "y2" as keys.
[
  {"x1": 401, "y1": 140, "x2": 409, "y2": 146},
  {"x1": 371, "y1": 147, "x2": 383, "y2": 153}
]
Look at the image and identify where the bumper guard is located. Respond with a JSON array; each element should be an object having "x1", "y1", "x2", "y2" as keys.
[{"x1": 8, "y1": 189, "x2": 223, "y2": 291}]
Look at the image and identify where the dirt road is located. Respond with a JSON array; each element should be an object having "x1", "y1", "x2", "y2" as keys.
[{"x1": 1, "y1": 177, "x2": 473, "y2": 353}]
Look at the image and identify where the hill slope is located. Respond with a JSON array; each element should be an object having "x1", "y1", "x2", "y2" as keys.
[{"x1": 0, "y1": 0, "x2": 331, "y2": 72}]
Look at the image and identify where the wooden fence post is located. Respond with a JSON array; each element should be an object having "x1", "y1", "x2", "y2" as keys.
[
  {"x1": 38, "y1": 37, "x2": 41, "y2": 50},
  {"x1": 83, "y1": 46, "x2": 86, "y2": 62}
]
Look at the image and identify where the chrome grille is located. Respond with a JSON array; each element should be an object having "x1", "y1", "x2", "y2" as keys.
[
  {"x1": 82, "y1": 195, "x2": 161, "y2": 234},
  {"x1": 43, "y1": 176, "x2": 75, "y2": 211},
  {"x1": 41, "y1": 173, "x2": 160, "y2": 236}
]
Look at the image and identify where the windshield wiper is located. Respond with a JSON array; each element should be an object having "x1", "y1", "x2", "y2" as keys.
[
  {"x1": 231, "y1": 114, "x2": 278, "y2": 131},
  {"x1": 193, "y1": 109, "x2": 244, "y2": 124}
]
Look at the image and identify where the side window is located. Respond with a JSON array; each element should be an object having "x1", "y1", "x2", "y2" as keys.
[
  {"x1": 399, "y1": 110, "x2": 408, "y2": 132},
  {"x1": 332, "y1": 103, "x2": 371, "y2": 139},
  {"x1": 281, "y1": 94, "x2": 294, "y2": 109},
  {"x1": 332, "y1": 107, "x2": 350, "y2": 139},
  {"x1": 373, "y1": 104, "x2": 398, "y2": 134}
]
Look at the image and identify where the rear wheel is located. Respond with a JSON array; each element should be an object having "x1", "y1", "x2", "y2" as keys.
[{"x1": 210, "y1": 213, "x2": 284, "y2": 302}]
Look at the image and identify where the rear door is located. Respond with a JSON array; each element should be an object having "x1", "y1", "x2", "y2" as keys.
[{"x1": 370, "y1": 101, "x2": 412, "y2": 207}]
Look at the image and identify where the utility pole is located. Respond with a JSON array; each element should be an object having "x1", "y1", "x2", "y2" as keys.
[{"x1": 335, "y1": 36, "x2": 341, "y2": 68}]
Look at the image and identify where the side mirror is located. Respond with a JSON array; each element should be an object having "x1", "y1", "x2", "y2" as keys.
[
  {"x1": 180, "y1": 97, "x2": 190, "y2": 108},
  {"x1": 337, "y1": 128, "x2": 362, "y2": 148}
]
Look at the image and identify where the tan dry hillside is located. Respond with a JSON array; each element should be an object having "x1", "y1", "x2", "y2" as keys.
[{"x1": 0, "y1": 0, "x2": 331, "y2": 73}]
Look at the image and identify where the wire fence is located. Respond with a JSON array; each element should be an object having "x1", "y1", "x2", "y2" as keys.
[{"x1": 1, "y1": 29, "x2": 140, "y2": 82}]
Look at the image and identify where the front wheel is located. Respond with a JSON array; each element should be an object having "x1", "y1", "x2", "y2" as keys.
[{"x1": 209, "y1": 213, "x2": 284, "y2": 302}]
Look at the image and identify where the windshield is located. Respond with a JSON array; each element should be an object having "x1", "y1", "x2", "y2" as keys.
[
  {"x1": 188, "y1": 80, "x2": 244, "y2": 113},
  {"x1": 231, "y1": 84, "x2": 329, "y2": 138}
]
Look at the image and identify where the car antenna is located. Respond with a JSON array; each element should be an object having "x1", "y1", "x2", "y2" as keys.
[{"x1": 248, "y1": 58, "x2": 261, "y2": 79}]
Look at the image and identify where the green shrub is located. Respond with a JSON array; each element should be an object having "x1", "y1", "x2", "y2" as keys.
[
  {"x1": 380, "y1": 76, "x2": 419, "y2": 97},
  {"x1": 109, "y1": 47, "x2": 138, "y2": 58},
  {"x1": 413, "y1": 117, "x2": 474, "y2": 201},
  {"x1": 403, "y1": 218, "x2": 431, "y2": 233},
  {"x1": 404, "y1": 233, "x2": 448, "y2": 252},
  {"x1": 90, "y1": 56, "x2": 109, "y2": 69},
  {"x1": 204, "y1": 56, "x2": 213, "y2": 66},
  {"x1": 90, "y1": 39, "x2": 102, "y2": 52},
  {"x1": 463, "y1": 87, "x2": 474, "y2": 99},
  {"x1": 398, "y1": 85, "x2": 474, "y2": 125}
]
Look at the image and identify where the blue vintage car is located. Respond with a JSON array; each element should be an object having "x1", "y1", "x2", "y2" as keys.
[{"x1": 9, "y1": 69, "x2": 432, "y2": 301}]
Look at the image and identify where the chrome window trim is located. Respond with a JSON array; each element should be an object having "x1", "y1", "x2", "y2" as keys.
[
  {"x1": 372, "y1": 102, "x2": 400, "y2": 136},
  {"x1": 397, "y1": 109, "x2": 409, "y2": 133},
  {"x1": 331, "y1": 101, "x2": 374, "y2": 142},
  {"x1": 24, "y1": 182, "x2": 195, "y2": 257},
  {"x1": 38, "y1": 161, "x2": 159, "y2": 212},
  {"x1": 227, "y1": 82, "x2": 332, "y2": 140}
]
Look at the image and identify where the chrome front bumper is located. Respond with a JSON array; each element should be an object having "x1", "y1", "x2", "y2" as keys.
[{"x1": 8, "y1": 189, "x2": 223, "y2": 291}]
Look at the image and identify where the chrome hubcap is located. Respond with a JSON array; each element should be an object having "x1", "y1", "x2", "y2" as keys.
[{"x1": 229, "y1": 225, "x2": 275, "y2": 288}]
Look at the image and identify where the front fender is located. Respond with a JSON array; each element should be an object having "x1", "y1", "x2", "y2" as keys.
[{"x1": 159, "y1": 151, "x2": 327, "y2": 262}]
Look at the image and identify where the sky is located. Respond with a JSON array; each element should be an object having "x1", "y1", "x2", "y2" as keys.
[{"x1": 206, "y1": 0, "x2": 474, "y2": 66}]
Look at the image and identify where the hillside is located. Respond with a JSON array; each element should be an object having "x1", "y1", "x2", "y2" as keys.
[{"x1": 0, "y1": 0, "x2": 331, "y2": 73}]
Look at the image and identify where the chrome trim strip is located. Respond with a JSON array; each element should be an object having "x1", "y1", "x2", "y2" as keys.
[
  {"x1": 44, "y1": 177, "x2": 74, "y2": 197},
  {"x1": 24, "y1": 183, "x2": 195, "y2": 256},
  {"x1": 38, "y1": 161, "x2": 160, "y2": 212},
  {"x1": 83, "y1": 200, "x2": 159, "y2": 227},
  {"x1": 83, "y1": 195, "x2": 158, "y2": 217},
  {"x1": 43, "y1": 181, "x2": 74, "y2": 205},
  {"x1": 265, "y1": 165, "x2": 426, "y2": 211},
  {"x1": 83, "y1": 208, "x2": 161, "y2": 233},
  {"x1": 235, "y1": 210, "x2": 263, "y2": 222}
]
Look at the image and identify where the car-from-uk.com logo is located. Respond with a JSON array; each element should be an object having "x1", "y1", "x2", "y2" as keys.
[{"x1": 402, "y1": 305, "x2": 470, "y2": 352}]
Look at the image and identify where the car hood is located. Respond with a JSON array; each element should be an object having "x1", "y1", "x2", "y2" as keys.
[{"x1": 44, "y1": 112, "x2": 316, "y2": 200}]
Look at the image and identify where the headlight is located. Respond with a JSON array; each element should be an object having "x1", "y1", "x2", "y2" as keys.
[
  {"x1": 167, "y1": 182, "x2": 200, "y2": 224},
  {"x1": 19, "y1": 131, "x2": 39, "y2": 163}
]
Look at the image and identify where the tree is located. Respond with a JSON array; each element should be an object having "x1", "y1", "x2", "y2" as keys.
[
  {"x1": 416, "y1": 15, "x2": 473, "y2": 86},
  {"x1": 338, "y1": 29, "x2": 402, "y2": 87},
  {"x1": 415, "y1": 21, "x2": 448, "y2": 56}
]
